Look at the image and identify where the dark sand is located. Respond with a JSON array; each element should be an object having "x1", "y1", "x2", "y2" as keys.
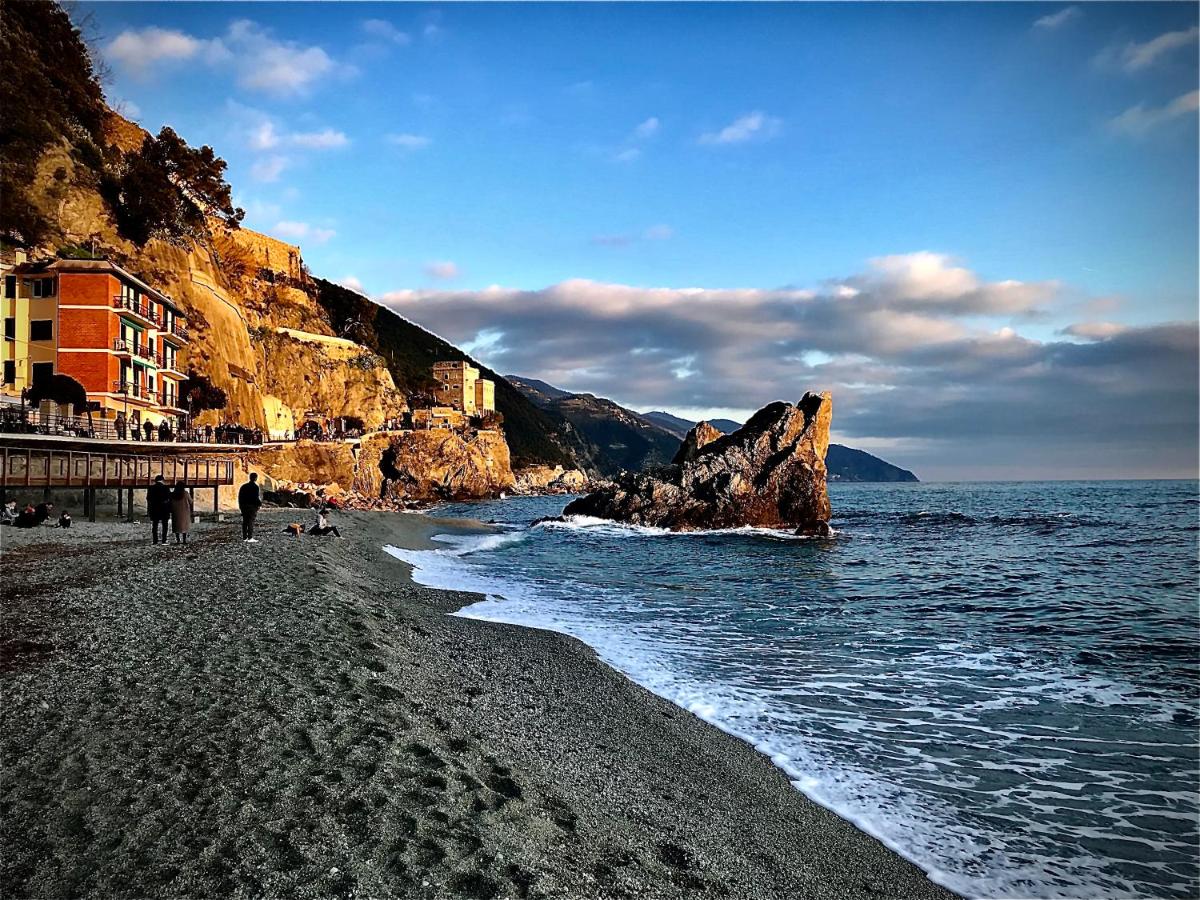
[{"x1": 0, "y1": 509, "x2": 957, "y2": 899}]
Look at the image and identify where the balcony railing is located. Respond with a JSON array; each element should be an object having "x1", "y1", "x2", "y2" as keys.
[
  {"x1": 112, "y1": 380, "x2": 150, "y2": 400},
  {"x1": 112, "y1": 295, "x2": 161, "y2": 327},
  {"x1": 161, "y1": 321, "x2": 190, "y2": 343},
  {"x1": 159, "y1": 391, "x2": 187, "y2": 411},
  {"x1": 111, "y1": 339, "x2": 162, "y2": 366}
]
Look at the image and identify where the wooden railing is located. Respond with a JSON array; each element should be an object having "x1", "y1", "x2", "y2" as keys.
[{"x1": 1, "y1": 447, "x2": 235, "y2": 489}]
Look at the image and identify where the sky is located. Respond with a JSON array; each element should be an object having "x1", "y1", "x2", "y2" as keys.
[{"x1": 84, "y1": 2, "x2": 1198, "y2": 479}]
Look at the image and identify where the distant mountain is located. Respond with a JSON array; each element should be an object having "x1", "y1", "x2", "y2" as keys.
[
  {"x1": 506, "y1": 378, "x2": 682, "y2": 476},
  {"x1": 645, "y1": 410, "x2": 918, "y2": 483},
  {"x1": 825, "y1": 444, "x2": 918, "y2": 483},
  {"x1": 510, "y1": 377, "x2": 919, "y2": 482}
]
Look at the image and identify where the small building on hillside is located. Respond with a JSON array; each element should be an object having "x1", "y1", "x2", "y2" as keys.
[
  {"x1": 411, "y1": 406, "x2": 465, "y2": 431},
  {"x1": 432, "y1": 360, "x2": 494, "y2": 416}
]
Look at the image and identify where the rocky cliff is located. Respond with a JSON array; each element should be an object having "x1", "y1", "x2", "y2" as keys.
[
  {"x1": 565, "y1": 393, "x2": 833, "y2": 533},
  {"x1": 1, "y1": 6, "x2": 569, "y2": 502}
]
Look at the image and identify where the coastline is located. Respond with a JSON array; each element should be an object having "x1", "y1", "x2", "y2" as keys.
[{"x1": 1, "y1": 508, "x2": 956, "y2": 899}]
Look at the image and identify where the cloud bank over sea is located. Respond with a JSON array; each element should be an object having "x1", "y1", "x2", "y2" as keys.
[{"x1": 383, "y1": 252, "x2": 1198, "y2": 479}]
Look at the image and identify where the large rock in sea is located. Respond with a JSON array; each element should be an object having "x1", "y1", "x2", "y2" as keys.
[{"x1": 564, "y1": 393, "x2": 833, "y2": 532}]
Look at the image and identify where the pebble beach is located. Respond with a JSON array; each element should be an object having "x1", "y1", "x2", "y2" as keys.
[{"x1": 0, "y1": 508, "x2": 954, "y2": 899}]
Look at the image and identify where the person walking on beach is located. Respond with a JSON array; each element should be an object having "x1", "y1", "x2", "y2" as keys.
[
  {"x1": 238, "y1": 472, "x2": 262, "y2": 543},
  {"x1": 147, "y1": 475, "x2": 171, "y2": 544},
  {"x1": 170, "y1": 483, "x2": 193, "y2": 545}
]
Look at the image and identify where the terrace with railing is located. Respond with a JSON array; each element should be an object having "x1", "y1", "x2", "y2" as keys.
[
  {"x1": 111, "y1": 339, "x2": 163, "y2": 368},
  {"x1": 112, "y1": 294, "x2": 161, "y2": 327}
]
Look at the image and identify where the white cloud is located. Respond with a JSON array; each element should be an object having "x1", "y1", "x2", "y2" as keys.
[
  {"x1": 376, "y1": 257, "x2": 1198, "y2": 477},
  {"x1": 614, "y1": 147, "x2": 641, "y2": 163},
  {"x1": 1109, "y1": 90, "x2": 1200, "y2": 136},
  {"x1": 113, "y1": 98, "x2": 141, "y2": 119},
  {"x1": 699, "y1": 111, "x2": 782, "y2": 145},
  {"x1": 388, "y1": 133, "x2": 432, "y2": 149},
  {"x1": 106, "y1": 26, "x2": 230, "y2": 74},
  {"x1": 338, "y1": 276, "x2": 365, "y2": 293},
  {"x1": 424, "y1": 260, "x2": 460, "y2": 280},
  {"x1": 1032, "y1": 6, "x2": 1081, "y2": 30},
  {"x1": 644, "y1": 224, "x2": 674, "y2": 241},
  {"x1": 250, "y1": 155, "x2": 288, "y2": 182},
  {"x1": 1120, "y1": 26, "x2": 1199, "y2": 72},
  {"x1": 106, "y1": 20, "x2": 347, "y2": 97},
  {"x1": 1060, "y1": 321, "x2": 1129, "y2": 340},
  {"x1": 361, "y1": 19, "x2": 411, "y2": 46},
  {"x1": 273, "y1": 220, "x2": 335, "y2": 243},
  {"x1": 288, "y1": 128, "x2": 349, "y2": 149},
  {"x1": 633, "y1": 117, "x2": 660, "y2": 139}
]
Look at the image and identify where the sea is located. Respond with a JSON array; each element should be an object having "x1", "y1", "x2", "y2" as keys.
[{"x1": 385, "y1": 480, "x2": 1199, "y2": 900}]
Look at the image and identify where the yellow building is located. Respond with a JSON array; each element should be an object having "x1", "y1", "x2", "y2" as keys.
[
  {"x1": 1, "y1": 250, "x2": 57, "y2": 399},
  {"x1": 432, "y1": 360, "x2": 495, "y2": 416}
]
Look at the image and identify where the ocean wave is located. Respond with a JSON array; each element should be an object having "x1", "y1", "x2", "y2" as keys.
[{"x1": 536, "y1": 515, "x2": 825, "y2": 540}]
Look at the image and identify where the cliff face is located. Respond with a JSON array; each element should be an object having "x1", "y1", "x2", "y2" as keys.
[
  {"x1": 371, "y1": 430, "x2": 515, "y2": 502},
  {"x1": 565, "y1": 393, "x2": 833, "y2": 532}
]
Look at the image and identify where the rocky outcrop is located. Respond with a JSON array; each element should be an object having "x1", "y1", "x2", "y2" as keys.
[
  {"x1": 564, "y1": 393, "x2": 833, "y2": 533},
  {"x1": 512, "y1": 465, "x2": 590, "y2": 495},
  {"x1": 370, "y1": 430, "x2": 515, "y2": 502},
  {"x1": 671, "y1": 421, "x2": 723, "y2": 465}
]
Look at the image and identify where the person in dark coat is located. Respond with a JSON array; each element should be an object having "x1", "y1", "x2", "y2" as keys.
[
  {"x1": 238, "y1": 472, "x2": 262, "y2": 542},
  {"x1": 143, "y1": 419, "x2": 153, "y2": 441},
  {"x1": 147, "y1": 475, "x2": 172, "y2": 544},
  {"x1": 170, "y1": 484, "x2": 193, "y2": 545}
]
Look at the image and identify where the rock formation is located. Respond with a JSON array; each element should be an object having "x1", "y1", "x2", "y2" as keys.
[
  {"x1": 564, "y1": 393, "x2": 833, "y2": 533},
  {"x1": 512, "y1": 465, "x2": 590, "y2": 495},
  {"x1": 370, "y1": 430, "x2": 515, "y2": 502},
  {"x1": 671, "y1": 420, "x2": 724, "y2": 465}
]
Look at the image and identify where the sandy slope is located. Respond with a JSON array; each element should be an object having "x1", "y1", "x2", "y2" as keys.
[{"x1": 0, "y1": 509, "x2": 955, "y2": 899}]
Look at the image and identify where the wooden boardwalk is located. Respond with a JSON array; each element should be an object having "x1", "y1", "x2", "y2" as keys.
[{"x1": 0, "y1": 435, "x2": 239, "y2": 521}]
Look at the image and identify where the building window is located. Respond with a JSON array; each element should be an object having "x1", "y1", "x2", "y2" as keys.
[
  {"x1": 2, "y1": 361, "x2": 14, "y2": 384},
  {"x1": 29, "y1": 320, "x2": 53, "y2": 341},
  {"x1": 3, "y1": 318, "x2": 13, "y2": 341},
  {"x1": 31, "y1": 362, "x2": 53, "y2": 385},
  {"x1": 4, "y1": 276, "x2": 14, "y2": 299},
  {"x1": 29, "y1": 278, "x2": 54, "y2": 298}
]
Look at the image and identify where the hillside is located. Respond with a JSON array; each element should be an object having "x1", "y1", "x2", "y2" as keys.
[
  {"x1": 0, "y1": 3, "x2": 570, "y2": 474},
  {"x1": 643, "y1": 411, "x2": 742, "y2": 438},
  {"x1": 825, "y1": 444, "x2": 919, "y2": 483},
  {"x1": 507, "y1": 377, "x2": 681, "y2": 476}
]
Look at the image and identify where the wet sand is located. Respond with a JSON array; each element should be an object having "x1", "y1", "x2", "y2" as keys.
[{"x1": 0, "y1": 508, "x2": 956, "y2": 899}]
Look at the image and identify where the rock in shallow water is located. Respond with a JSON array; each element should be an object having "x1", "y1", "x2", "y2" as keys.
[{"x1": 565, "y1": 392, "x2": 832, "y2": 532}]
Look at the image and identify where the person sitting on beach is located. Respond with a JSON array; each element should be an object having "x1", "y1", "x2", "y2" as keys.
[
  {"x1": 15, "y1": 501, "x2": 53, "y2": 529},
  {"x1": 238, "y1": 472, "x2": 262, "y2": 543},
  {"x1": 309, "y1": 506, "x2": 342, "y2": 538},
  {"x1": 170, "y1": 483, "x2": 193, "y2": 545},
  {"x1": 56, "y1": 511, "x2": 72, "y2": 529},
  {"x1": 147, "y1": 475, "x2": 172, "y2": 545}
]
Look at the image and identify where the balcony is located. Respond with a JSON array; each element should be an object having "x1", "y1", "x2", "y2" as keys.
[
  {"x1": 160, "y1": 321, "x2": 190, "y2": 344},
  {"x1": 112, "y1": 338, "x2": 161, "y2": 366},
  {"x1": 159, "y1": 391, "x2": 188, "y2": 412},
  {"x1": 112, "y1": 380, "x2": 151, "y2": 401},
  {"x1": 112, "y1": 295, "x2": 161, "y2": 328},
  {"x1": 159, "y1": 356, "x2": 185, "y2": 378}
]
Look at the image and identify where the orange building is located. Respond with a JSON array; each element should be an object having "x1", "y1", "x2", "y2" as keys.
[{"x1": 5, "y1": 258, "x2": 190, "y2": 429}]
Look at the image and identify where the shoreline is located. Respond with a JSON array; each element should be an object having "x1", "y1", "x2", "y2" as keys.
[{"x1": 1, "y1": 508, "x2": 956, "y2": 899}]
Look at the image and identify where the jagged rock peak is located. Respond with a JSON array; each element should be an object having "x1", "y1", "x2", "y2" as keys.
[
  {"x1": 671, "y1": 421, "x2": 724, "y2": 465},
  {"x1": 565, "y1": 392, "x2": 833, "y2": 533}
]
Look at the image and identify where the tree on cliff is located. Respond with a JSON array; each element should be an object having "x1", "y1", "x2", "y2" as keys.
[
  {"x1": 180, "y1": 370, "x2": 228, "y2": 416},
  {"x1": 0, "y1": 0, "x2": 107, "y2": 246},
  {"x1": 102, "y1": 127, "x2": 245, "y2": 245}
]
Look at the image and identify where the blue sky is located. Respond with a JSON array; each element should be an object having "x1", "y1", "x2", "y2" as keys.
[{"x1": 87, "y1": 3, "x2": 1198, "y2": 478}]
